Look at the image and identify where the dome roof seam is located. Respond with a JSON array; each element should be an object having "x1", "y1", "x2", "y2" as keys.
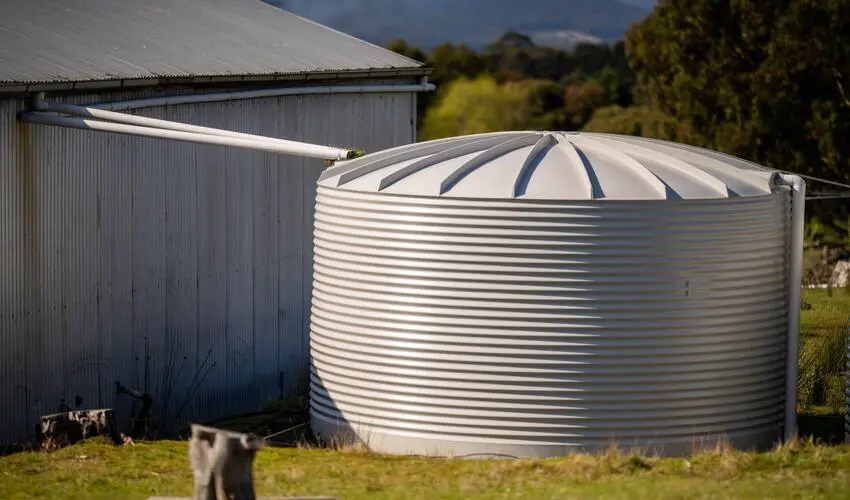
[{"x1": 513, "y1": 133, "x2": 558, "y2": 199}]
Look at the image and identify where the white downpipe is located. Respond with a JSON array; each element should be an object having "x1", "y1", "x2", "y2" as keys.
[
  {"x1": 91, "y1": 83, "x2": 436, "y2": 111},
  {"x1": 33, "y1": 97, "x2": 347, "y2": 157},
  {"x1": 780, "y1": 173, "x2": 806, "y2": 442},
  {"x1": 19, "y1": 112, "x2": 349, "y2": 160}
]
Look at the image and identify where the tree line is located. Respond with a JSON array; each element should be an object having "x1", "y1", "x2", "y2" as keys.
[
  {"x1": 389, "y1": 33, "x2": 635, "y2": 139},
  {"x1": 388, "y1": 0, "x2": 850, "y2": 246}
]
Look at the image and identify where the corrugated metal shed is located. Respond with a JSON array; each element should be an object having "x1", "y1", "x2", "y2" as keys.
[
  {"x1": 0, "y1": 0, "x2": 424, "y2": 86},
  {"x1": 0, "y1": 89, "x2": 417, "y2": 444}
]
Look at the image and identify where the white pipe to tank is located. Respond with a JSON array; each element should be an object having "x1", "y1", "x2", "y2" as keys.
[
  {"x1": 33, "y1": 96, "x2": 348, "y2": 156},
  {"x1": 27, "y1": 83, "x2": 437, "y2": 160},
  {"x1": 780, "y1": 173, "x2": 806, "y2": 443},
  {"x1": 90, "y1": 83, "x2": 436, "y2": 111},
  {"x1": 19, "y1": 112, "x2": 349, "y2": 160}
]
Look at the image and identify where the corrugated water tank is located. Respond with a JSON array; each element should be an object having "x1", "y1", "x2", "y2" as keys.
[{"x1": 309, "y1": 131, "x2": 800, "y2": 458}]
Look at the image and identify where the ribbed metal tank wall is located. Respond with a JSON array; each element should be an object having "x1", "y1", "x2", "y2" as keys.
[
  {"x1": 309, "y1": 131, "x2": 793, "y2": 457},
  {"x1": 0, "y1": 88, "x2": 416, "y2": 444}
]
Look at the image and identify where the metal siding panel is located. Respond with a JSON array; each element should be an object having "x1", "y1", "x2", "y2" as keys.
[
  {"x1": 279, "y1": 96, "x2": 307, "y2": 395},
  {"x1": 0, "y1": 90, "x2": 416, "y2": 443},
  {"x1": 97, "y1": 132, "x2": 135, "y2": 423},
  {"x1": 388, "y1": 94, "x2": 402, "y2": 147},
  {"x1": 130, "y1": 127, "x2": 168, "y2": 419},
  {"x1": 362, "y1": 94, "x2": 378, "y2": 157},
  {"x1": 39, "y1": 121, "x2": 66, "y2": 422},
  {"x1": 0, "y1": 100, "x2": 26, "y2": 442},
  {"x1": 155, "y1": 104, "x2": 198, "y2": 429},
  {"x1": 302, "y1": 107, "x2": 321, "y2": 394},
  {"x1": 252, "y1": 98, "x2": 281, "y2": 401},
  {"x1": 310, "y1": 189, "x2": 791, "y2": 457},
  {"x1": 349, "y1": 94, "x2": 372, "y2": 156},
  {"x1": 194, "y1": 103, "x2": 229, "y2": 420},
  {"x1": 390, "y1": 94, "x2": 412, "y2": 151},
  {"x1": 411, "y1": 93, "x2": 417, "y2": 142},
  {"x1": 64, "y1": 121, "x2": 101, "y2": 411},
  {"x1": 224, "y1": 100, "x2": 255, "y2": 416},
  {"x1": 403, "y1": 94, "x2": 416, "y2": 146}
]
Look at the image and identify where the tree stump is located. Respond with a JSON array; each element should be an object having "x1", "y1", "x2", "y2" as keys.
[
  {"x1": 148, "y1": 425, "x2": 334, "y2": 500},
  {"x1": 189, "y1": 424, "x2": 265, "y2": 500},
  {"x1": 36, "y1": 408, "x2": 124, "y2": 451}
]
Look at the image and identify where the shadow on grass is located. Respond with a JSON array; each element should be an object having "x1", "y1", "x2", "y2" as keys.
[
  {"x1": 798, "y1": 413, "x2": 845, "y2": 445},
  {"x1": 186, "y1": 394, "x2": 314, "y2": 448},
  {"x1": 0, "y1": 395, "x2": 314, "y2": 457},
  {"x1": 3, "y1": 404, "x2": 846, "y2": 458}
]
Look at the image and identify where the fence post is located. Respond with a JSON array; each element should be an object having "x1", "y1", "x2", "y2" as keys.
[
  {"x1": 189, "y1": 424, "x2": 264, "y2": 500},
  {"x1": 146, "y1": 424, "x2": 338, "y2": 500}
]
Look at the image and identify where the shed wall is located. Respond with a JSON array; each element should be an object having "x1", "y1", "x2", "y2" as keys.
[{"x1": 0, "y1": 89, "x2": 415, "y2": 443}]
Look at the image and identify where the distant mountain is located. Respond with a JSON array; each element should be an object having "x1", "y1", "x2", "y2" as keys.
[
  {"x1": 265, "y1": 0, "x2": 651, "y2": 50},
  {"x1": 529, "y1": 30, "x2": 603, "y2": 50},
  {"x1": 619, "y1": 0, "x2": 657, "y2": 9}
]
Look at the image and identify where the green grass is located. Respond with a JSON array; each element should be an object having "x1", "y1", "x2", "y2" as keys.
[
  {"x1": 801, "y1": 288, "x2": 850, "y2": 335},
  {"x1": 799, "y1": 288, "x2": 849, "y2": 414},
  {"x1": 0, "y1": 289, "x2": 847, "y2": 499},
  {"x1": 1, "y1": 438, "x2": 850, "y2": 499}
]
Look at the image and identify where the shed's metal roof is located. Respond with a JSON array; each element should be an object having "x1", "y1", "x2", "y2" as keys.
[
  {"x1": 0, "y1": 0, "x2": 423, "y2": 85},
  {"x1": 319, "y1": 131, "x2": 780, "y2": 200}
]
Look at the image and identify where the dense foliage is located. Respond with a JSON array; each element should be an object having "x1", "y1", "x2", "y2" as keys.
[
  {"x1": 388, "y1": 34, "x2": 635, "y2": 139},
  {"x1": 388, "y1": 0, "x2": 850, "y2": 245},
  {"x1": 627, "y1": 0, "x2": 850, "y2": 222}
]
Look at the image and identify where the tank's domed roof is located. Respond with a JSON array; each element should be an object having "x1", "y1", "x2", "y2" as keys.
[{"x1": 319, "y1": 131, "x2": 779, "y2": 200}]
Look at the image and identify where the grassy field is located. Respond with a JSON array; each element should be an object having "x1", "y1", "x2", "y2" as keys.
[
  {"x1": 1, "y1": 438, "x2": 850, "y2": 499},
  {"x1": 800, "y1": 287, "x2": 850, "y2": 335},
  {"x1": 799, "y1": 288, "x2": 850, "y2": 414},
  {"x1": 0, "y1": 289, "x2": 847, "y2": 499}
]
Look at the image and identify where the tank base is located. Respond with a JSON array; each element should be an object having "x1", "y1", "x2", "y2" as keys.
[{"x1": 310, "y1": 414, "x2": 783, "y2": 459}]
